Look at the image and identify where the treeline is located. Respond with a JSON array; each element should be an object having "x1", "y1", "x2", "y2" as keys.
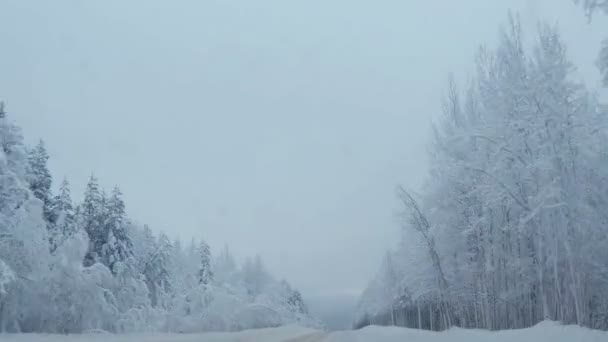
[
  {"x1": 0, "y1": 105, "x2": 317, "y2": 333},
  {"x1": 357, "y1": 14, "x2": 608, "y2": 331}
]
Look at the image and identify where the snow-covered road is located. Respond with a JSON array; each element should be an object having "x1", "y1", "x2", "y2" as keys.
[{"x1": 1, "y1": 321, "x2": 607, "y2": 342}]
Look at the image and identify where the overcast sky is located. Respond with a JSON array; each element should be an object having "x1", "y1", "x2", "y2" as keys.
[{"x1": 0, "y1": 0, "x2": 605, "y2": 297}]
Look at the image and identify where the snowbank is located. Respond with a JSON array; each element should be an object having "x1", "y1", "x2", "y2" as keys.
[{"x1": 332, "y1": 321, "x2": 607, "y2": 342}]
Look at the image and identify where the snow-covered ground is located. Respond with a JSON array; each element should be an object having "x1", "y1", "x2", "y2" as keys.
[{"x1": 1, "y1": 321, "x2": 606, "y2": 342}]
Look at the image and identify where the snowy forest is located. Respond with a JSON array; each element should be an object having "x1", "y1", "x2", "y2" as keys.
[
  {"x1": 357, "y1": 4, "x2": 608, "y2": 332},
  {"x1": 0, "y1": 106, "x2": 317, "y2": 333}
]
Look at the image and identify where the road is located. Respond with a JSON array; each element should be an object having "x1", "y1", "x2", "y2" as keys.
[{"x1": 1, "y1": 321, "x2": 607, "y2": 342}]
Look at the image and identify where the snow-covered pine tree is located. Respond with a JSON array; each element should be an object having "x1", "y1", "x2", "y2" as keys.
[
  {"x1": 82, "y1": 175, "x2": 104, "y2": 267},
  {"x1": 26, "y1": 140, "x2": 52, "y2": 222},
  {"x1": 198, "y1": 240, "x2": 213, "y2": 285},
  {"x1": 141, "y1": 228, "x2": 173, "y2": 308},
  {"x1": 0, "y1": 102, "x2": 28, "y2": 219},
  {"x1": 47, "y1": 178, "x2": 75, "y2": 252},
  {"x1": 154, "y1": 232, "x2": 173, "y2": 306},
  {"x1": 287, "y1": 289, "x2": 308, "y2": 315},
  {"x1": 82, "y1": 180, "x2": 133, "y2": 273},
  {"x1": 50, "y1": 178, "x2": 74, "y2": 222},
  {"x1": 139, "y1": 225, "x2": 157, "y2": 263},
  {"x1": 103, "y1": 186, "x2": 133, "y2": 273}
]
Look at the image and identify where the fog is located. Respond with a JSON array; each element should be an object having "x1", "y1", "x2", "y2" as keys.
[{"x1": 0, "y1": 0, "x2": 605, "y2": 309}]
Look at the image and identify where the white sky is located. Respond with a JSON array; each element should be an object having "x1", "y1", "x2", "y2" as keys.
[{"x1": 0, "y1": 0, "x2": 605, "y2": 297}]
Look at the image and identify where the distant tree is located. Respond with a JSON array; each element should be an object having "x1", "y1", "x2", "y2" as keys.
[
  {"x1": 577, "y1": 0, "x2": 608, "y2": 85},
  {"x1": 242, "y1": 255, "x2": 271, "y2": 297},
  {"x1": 214, "y1": 245, "x2": 237, "y2": 285},
  {"x1": 578, "y1": 0, "x2": 608, "y2": 16}
]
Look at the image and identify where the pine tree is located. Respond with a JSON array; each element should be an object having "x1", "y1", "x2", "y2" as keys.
[
  {"x1": 82, "y1": 181, "x2": 133, "y2": 273},
  {"x1": 106, "y1": 186, "x2": 125, "y2": 227},
  {"x1": 0, "y1": 103, "x2": 28, "y2": 216},
  {"x1": 48, "y1": 178, "x2": 75, "y2": 252},
  {"x1": 139, "y1": 226, "x2": 173, "y2": 307},
  {"x1": 27, "y1": 140, "x2": 52, "y2": 222},
  {"x1": 198, "y1": 240, "x2": 213, "y2": 285},
  {"x1": 141, "y1": 225, "x2": 157, "y2": 264},
  {"x1": 103, "y1": 186, "x2": 133, "y2": 273},
  {"x1": 51, "y1": 178, "x2": 74, "y2": 220},
  {"x1": 287, "y1": 289, "x2": 308, "y2": 314},
  {"x1": 0, "y1": 102, "x2": 26, "y2": 162},
  {"x1": 82, "y1": 175, "x2": 104, "y2": 267},
  {"x1": 152, "y1": 233, "x2": 173, "y2": 307}
]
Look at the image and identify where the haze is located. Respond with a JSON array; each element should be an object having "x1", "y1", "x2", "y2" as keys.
[{"x1": 0, "y1": 0, "x2": 604, "y2": 305}]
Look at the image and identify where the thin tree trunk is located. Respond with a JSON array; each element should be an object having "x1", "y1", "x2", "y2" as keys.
[{"x1": 417, "y1": 302, "x2": 422, "y2": 329}]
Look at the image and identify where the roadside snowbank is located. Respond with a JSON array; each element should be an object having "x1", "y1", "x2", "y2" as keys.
[{"x1": 332, "y1": 321, "x2": 607, "y2": 342}]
